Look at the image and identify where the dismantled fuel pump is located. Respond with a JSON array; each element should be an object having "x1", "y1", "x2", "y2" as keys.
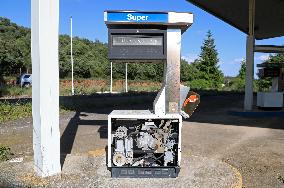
[{"x1": 104, "y1": 10, "x2": 199, "y2": 178}]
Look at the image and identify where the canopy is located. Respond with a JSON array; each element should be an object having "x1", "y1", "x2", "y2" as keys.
[{"x1": 187, "y1": 0, "x2": 284, "y2": 40}]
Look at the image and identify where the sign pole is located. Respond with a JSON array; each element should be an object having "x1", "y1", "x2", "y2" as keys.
[
  {"x1": 125, "y1": 63, "x2": 128, "y2": 92},
  {"x1": 110, "y1": 62, "x2": 113, "y2": 93},
  {"x1": 70, "y1": 16, "x2": 74, "y2": 95}
]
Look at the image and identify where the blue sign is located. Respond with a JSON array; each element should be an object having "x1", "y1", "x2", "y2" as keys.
[{"x1": 107, "y1": 12, "x2": 168, "y2": 23}]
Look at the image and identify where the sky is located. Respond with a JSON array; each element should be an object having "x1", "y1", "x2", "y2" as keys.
[{"x1": 1, "y1": 0, "x2": 284, "y2": 77}]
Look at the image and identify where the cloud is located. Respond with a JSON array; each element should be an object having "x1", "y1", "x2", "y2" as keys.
[
  {"x1": 181, "y1": 53, "x2": 199, "y2": 63},
  {"x1": 233, "y1": 57, "x2": 245, "y2": 63},
  {"x1": 256, "y1": 54, "x2": 270, "y2": 61},
  {"x1": 231, "y1": 55, "x2": 270, "y2": 64}
]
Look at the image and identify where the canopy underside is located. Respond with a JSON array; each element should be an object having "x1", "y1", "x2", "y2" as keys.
[{"x1": 187, "y1": 0, "x2": 284, "y2": 40}]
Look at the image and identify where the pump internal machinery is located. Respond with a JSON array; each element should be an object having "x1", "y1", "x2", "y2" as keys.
[{"x1": 105, "y1": 10, "x2": 199, "y2": 178}]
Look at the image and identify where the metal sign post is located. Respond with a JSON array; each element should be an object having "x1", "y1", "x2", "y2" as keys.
[
  {"x1": 110, "y1": 61, "x2": 113, "y2": 93},
  {"x1": 70, "y1": 16, "x2": 74, "y2": 96},
  {"x1": 125, "y1": 63, "x2": 128, "y2": 92}
]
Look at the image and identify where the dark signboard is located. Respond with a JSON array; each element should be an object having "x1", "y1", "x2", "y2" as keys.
[
  {"x1": 259, "y1": 68, "x2": 280, "y2": 78},
  {"x1": 108, "y1": 29, "x2": 166, "y2": 61}
]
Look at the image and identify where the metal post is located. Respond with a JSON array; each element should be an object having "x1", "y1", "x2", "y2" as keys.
[
  {"x1": 165, "y1": 29, "x2": 181, "y2": 114},
  {"x1": 125, "y1": 63, "x2": 128, "y2": 92},
  {"x1": 31, "y1": 0, "x2": 61, "y2": 177},
  {"x1": 244, "y1": 0, "x2": 255, "y2": 111},
  {"x1": 70, "y1": 16, "x2": 74, "y2": 95},
  {"x1": 110, "y1": 62, "x2": 113, "y2": 93}
]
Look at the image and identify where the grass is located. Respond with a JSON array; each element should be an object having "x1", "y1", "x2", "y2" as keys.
[
  {"x1": 0, "y1": 145, "x2": 13, "y2": 161},
  {"x1": 0, "y1": 102, "x2": 32, "y2": 124},
  {"x1": 0, "y1": 101, "x2": 71, "y2": 124},
  {"x1": 0, "y1": 79, "x2": 161, "y2": 123},
  {"x1": 0, "y1": 86, "x2": 32, "y2": 97}
]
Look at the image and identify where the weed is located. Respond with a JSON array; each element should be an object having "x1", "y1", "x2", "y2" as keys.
[
  {"x1": 0, "y1": 102, "x2": 32, "y2": 123},
  {"x1": 0, "y1": 145, "x2": 13, "y2": 161},
  {"x1": 0, "y1": 86, "x2": 32, "y2": 97}
]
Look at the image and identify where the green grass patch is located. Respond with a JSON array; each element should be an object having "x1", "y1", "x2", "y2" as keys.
[
  {"x1": 0, "y1": 145, "x2": 13, "y2": 161},
  {"x1": 0, "y1": 86, "x2": 32, "y2": 97},
  {"x1": 0, "y1": 102, "x2": 32, "y2": 123},
  {"x1": 0, "y1": 102, "x2": 71, "y2": 124}
]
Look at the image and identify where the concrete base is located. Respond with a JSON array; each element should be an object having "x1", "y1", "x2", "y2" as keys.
[{"x1": 0, "y1": 153, "x2": 242, "y2": 188}]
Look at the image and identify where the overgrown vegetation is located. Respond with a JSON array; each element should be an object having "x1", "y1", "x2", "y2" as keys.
[
  {"x1": 0, "y1": 146, "x2": 13, "y2": 161},
  {"x1": 0, "y1": 101, "x2": 73, "y2": 123},
  {"x1": 0, "y1": 101, "x2": 32, "y2": 123}
]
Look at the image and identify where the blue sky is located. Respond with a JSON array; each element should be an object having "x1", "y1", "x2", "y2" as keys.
[{"x1": 1, "y1": 0, "x2": 284, "y2": 76}]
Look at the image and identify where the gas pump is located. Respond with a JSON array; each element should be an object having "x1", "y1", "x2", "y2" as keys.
[
  {"x1": 257, "y1": 62, "x2": 284, "y2": 108},
  {"x1": 104, "y1": 10, "x2": 199, "y2": 178}
]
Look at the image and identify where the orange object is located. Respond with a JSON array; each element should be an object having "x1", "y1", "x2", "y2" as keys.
[{"x1": 183, "y1": 95, "x2": 198, "y2": 107}]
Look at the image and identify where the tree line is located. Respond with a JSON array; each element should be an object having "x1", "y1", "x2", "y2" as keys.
[{"x1": 1, "y1": 17, "x2": 282, "y2": 90}]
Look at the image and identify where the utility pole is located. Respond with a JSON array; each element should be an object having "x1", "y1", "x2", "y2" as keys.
[{"x1": 70, "y1": 16, "x2": 74, "y2": 95}]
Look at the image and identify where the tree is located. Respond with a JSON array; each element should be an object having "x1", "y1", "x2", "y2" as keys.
[
  {"x1": 0, "y1": 16, "x2": 201, "y2": 84},
  {"x1": 268, "y1": 53, "x2": 284, "y2": 63},
  {"x1": 238, "y1": 60, "x2": 246, "y2": 79},
  {"x1": 193, "y1": 30, "x2": 224, "y2": 89},
  {"x1": 231, "y1": 60, "x2": 246, "y2": 91},
  {"x1": 0, "y1": 17, "x2": 30, "y2": 81}
]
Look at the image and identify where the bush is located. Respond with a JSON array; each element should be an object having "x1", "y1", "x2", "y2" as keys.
[{"x1": 230, "y1": 77, "x2": 245, "y2": 91}]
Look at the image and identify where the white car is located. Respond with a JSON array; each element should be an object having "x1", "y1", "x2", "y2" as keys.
[{"x1": 18, "y1": 74, "x2": 32, "y2": 87}]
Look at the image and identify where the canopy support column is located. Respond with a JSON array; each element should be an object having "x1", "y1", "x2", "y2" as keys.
[
  {"x1": 244, "y1": 0, "x2": 255, "y2": 111},
  {"x1": 31, "y1": 0, "x2": 61, "y2": 177}
]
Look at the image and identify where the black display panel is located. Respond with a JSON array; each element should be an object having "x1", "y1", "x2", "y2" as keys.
[
  {"x1": 108, "y1": 29, "x2": 166, "y2": 61},
  {"x1": 259, "y1": 68, "x2": 280, "y2": 78},
  {"x1": 112, "y1": 36, "x2": 163, "y2": 46}
]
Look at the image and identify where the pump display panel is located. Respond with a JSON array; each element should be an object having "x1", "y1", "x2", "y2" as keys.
[
  {"x1": 112, "y1": 36, "x2": 163, "y2": 46},
  {"x1": 108, "y1": 29, "x2": 166, "y2": 61}
]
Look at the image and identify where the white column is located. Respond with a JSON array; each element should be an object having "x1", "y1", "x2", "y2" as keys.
[
  {"x1": 125, "y1": 63, "x2": 128, "y2": 92},
  {"x1": 110, "y1": 62, "x2": 113, "y2": 93},
  {"x1": 31, "y1": 0, "x2": 61, "y2": 177},
  {"x1": 244, "y1": 0, "x2": 255, "y2": 111},
  {"x1": 244, "y1": 36, "x2": 255, "y2": 110}
]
